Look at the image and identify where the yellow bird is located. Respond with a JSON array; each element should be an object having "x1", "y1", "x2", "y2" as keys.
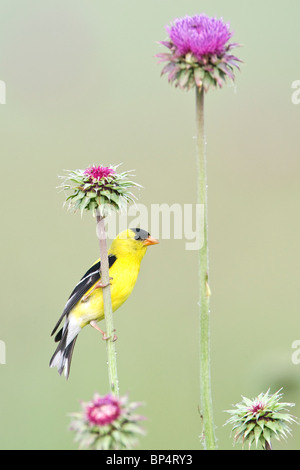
[{"x1": 50, "y1": 228, "x2": 159, "y2": 378}]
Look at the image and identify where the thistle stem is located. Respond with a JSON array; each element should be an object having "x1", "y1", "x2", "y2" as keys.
[
  {"x1": 195, "y1": 87, "x2": 216, "y2": 449},
  {"x1": 96, "y1": 212, "x2": 119, "y2": 397}
]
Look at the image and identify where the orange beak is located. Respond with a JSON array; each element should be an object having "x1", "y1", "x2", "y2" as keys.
[{"x1": 143, "y1": 235, "x2": 159, "y2": 246}]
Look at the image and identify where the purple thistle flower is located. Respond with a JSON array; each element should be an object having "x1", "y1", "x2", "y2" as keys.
[
  {"x1": 156, "y1": 13, "x2": 242, "y2": 92},
  {"x1": 84, "y1": 165, "x2": 116, "y2": 182},
  {"x1": 248, "y1": 401, "x2": 265, "y2": 416},
  {"x1": 85, "y1": 394, "x2": 122, "y2": 426},
  {"x1": 167, "y1": 15, "x2": 233, "y2": 60},
  {"x1": 69, "y1": 393, "x2": 146, "y2": 450}
]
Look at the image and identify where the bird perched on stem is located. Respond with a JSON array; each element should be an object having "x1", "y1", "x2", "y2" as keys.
[{"x1": 50, "y1": 228, "x2": 158, "y2": 378}]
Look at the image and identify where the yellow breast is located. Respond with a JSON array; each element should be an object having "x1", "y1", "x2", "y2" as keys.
[{"x1": 71, "y1": 254, "x2": 141, "y2": 328}]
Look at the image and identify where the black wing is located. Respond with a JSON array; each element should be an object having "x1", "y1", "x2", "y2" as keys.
[{"x1": 51, "y1": 255, "x2": 117, "y2": 337}]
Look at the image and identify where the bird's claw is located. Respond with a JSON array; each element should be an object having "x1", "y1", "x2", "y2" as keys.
[
  {"x1": 90, "y1": 321, "x2": 117, "y2": 341},
  {"x1": 98, "y1": 277, "x2": 114, "y2": 289},
  {"x1": 102, "y1": 329, "x2": 118, "y2": 342},
  {"x1": 112, "y1": 332, "x2": 118, "y2": 342},
  {"x1": 102, "y1": 334, "x2": 118, "y2": 342},
  {"x1": 81, "y1": 277, "x2": 113, "y2": 302}
]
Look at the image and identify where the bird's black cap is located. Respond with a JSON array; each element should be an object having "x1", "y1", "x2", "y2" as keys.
[{"x1": 130, "y1": 228, "x2": 150, "y2": 241}]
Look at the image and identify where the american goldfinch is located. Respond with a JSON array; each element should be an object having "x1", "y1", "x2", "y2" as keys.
[{"x1": 50, "y1": 228, "x2": 158, "y2": 378}]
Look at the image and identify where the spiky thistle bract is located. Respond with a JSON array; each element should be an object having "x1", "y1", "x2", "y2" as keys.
[
  {"x1": 225, "y1": 389, "x2": 299, "y2": 450},
  {"x1": 59, "y1": 164, "x2": 140, "y2": 217}
]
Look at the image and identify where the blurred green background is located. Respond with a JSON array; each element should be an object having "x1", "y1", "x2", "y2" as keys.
[{"x1": 1, "y1": 0, "x2": 300, "y2": 450}]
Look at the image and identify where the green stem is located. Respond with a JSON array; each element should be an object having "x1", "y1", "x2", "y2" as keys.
[
  {"x1": 96, "y1": 211, "x2": 119, "y2": 397},
  {"x1": 195, "y1": 87, "x2": 216, "y2": 449}
]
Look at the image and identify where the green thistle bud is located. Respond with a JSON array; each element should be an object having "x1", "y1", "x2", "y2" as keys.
[
  {"x1": 59, "y1": 164, "x2": 140, "y2": 217},
  {"x1": 225, "y1": 389, "x2": 299, "y2": 450}
]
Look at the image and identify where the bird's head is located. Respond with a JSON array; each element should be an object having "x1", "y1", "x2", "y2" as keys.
[{"x1": 111, "y1": 228, "x2": 159, "y2": 261}]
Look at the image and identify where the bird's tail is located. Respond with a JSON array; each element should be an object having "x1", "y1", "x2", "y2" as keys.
[{"x1": 49, "y1": 319, "x2": 81, "y2": 379}]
